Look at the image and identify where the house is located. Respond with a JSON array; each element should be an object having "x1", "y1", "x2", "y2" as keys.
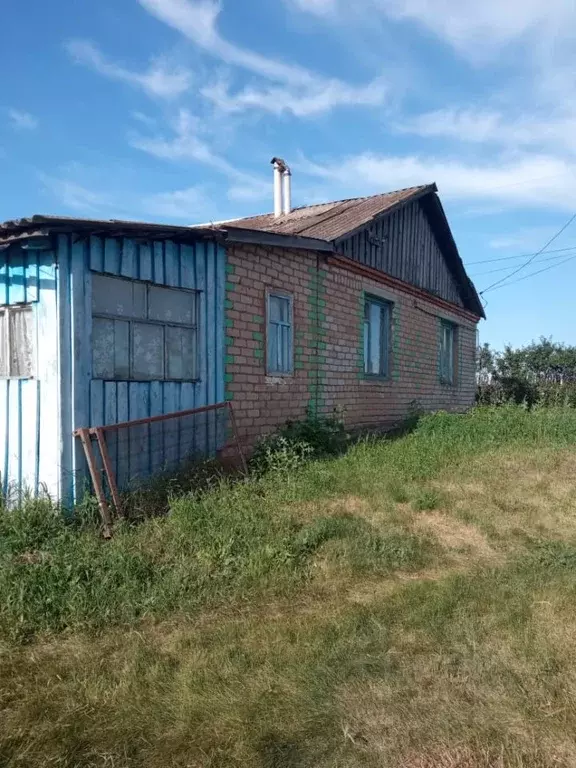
[{"x1": 0, "y1": 167, "x2": 484, "y2": 503}]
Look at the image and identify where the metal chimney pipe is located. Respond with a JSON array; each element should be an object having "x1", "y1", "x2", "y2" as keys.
[
  {"x1": 272, "y1": 158, "x2": 284, "y2": 218},
  {"x1": 282, "y1": 167, "x2": 292, "y2": 215}
]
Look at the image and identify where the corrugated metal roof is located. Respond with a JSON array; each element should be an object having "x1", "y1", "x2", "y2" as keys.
[{"x1": 225, "y1": 185, "x2": 434, "y2": 241}]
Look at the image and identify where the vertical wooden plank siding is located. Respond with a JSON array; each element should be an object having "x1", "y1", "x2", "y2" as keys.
[
  {"x1": 75, "y1": 235, "x2": 225, "y2": 491},
  {"x1": 335, "y1": 200, "x2": 463, "y2": 307},
  {"x1": 0, "y1": 243, "x2": 59, "y2": 501},
  {"x1": 1, "y1": 232, "x2": 225, "y2": 502}
]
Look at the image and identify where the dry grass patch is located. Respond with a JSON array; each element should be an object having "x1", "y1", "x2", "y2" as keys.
[
  {"x1": 430, "y1": 448, "x2": 576, "y2": 550},
  {"x1": 413, "y1": 512, "x2": 500, "y2": 564}
]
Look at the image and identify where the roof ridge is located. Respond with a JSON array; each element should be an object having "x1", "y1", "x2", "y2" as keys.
[{"x1": 284, "y1": 184, "x2": 431, "y2": 215}]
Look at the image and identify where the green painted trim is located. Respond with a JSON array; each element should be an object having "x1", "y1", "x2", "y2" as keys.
[
  {"x1": 224, "y1": 299, "x2": 233, "y2": 310},
  {"x1": 252, "y1": 331, "x2": 264, "y2": 342},
  {"x1": 225, "y1": 281, "x2": 236, "y2": 293},
  {"x1": 225, "y1": 262, "x2": 235, "y2": 275},
  {"x1": 225, "y1": 354, "x2": 235, "y2": 365},
  {"x1": 224, "y1": 372, "x2": 234, "y2": 383},
  {"x1": 254, "y1": 348, "x2": 264, "y2": 360},
  {"x1": 225, "y1": 335, "x2": 234, "y2": 346},
  {"x1": 225, "y1": 318, "x2": 234, "y2": 329},
  {"x1": 252, "y1": 314, "x2": 265, "y2": 325},
  {"x1": 225, "y1": 391, "x2": 234, "y2": 401}
]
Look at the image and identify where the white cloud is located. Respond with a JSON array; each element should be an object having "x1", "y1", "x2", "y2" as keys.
[
  {"x1": 374, "y1": 0, "x2": 567, "y2": 55},
  {"x1": 138, "y1": 0, "x2": 313, "y2": 85},
  {"x1": 287, "y1": 0, "x2": 571, "y2": 58},
  {"x1": 130, "y1": 108, "x2": 232, "y2": 171},
  {"x1": 201, "y1": 76, "x2": 387, "y2": 117},
  {"x1": 302, "y1": 152, "x2": 576, "y2": 212},
  {"x1": 143, "y1": 186, "x2": 209, "y2": 219},
  {"x1": 398, "y1": 107, "x2": 576, "y2": 155},
  {"x1": 8, "y1": 109, "x2": 38, "y2": 131},
  {"x1": 65, "y1": 39, "x2": 192, "y2": 99},
  {"x1": 488, "y1": 228, "x2": 565, "y2": 251},
  {"x1": 286, "y1": 0, "x2": 337, "y2": 15},
  {"x1": 39, "y1": 173, "x2": 111, "y2": 213},
  {"x1": 137, "y1": 0, "x2": 387, "y2": 114},
  {"x1": 130, "y1": 109, "x2": 270, "y2": 202}
]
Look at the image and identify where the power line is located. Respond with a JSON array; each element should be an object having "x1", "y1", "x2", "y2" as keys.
[
  {"x1": 470, "y1": 248, "x2": 576, "y2": 277},
  {"x1": 480, "y1": 212, "x2": 576, "y2": 294},
  {"x1": 467, "y1": 244, "x2": 576, "y2": 266},
  {"x1": 481, "y1": 252, "x2": 576, "y2": 294}
]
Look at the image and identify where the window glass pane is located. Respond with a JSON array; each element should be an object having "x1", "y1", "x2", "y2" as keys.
[
  {"x1": 268, "y1": 324, "x2": 279, "y2": 372},
  {"x1": 281, "y1": 324, "x2": 291, "y2": 372},
  {"x1": 267, "y1": 294, "x2": 292, "y2": 374},
  {"x1": 363, "y1": 320, "x2": 370, "y2": 374},
  {"x1": 166, "y1": 326, "x2": 197, "y2": 380},
  {"x1": 364, "y1": 298, "x2": 391, "y2": 376},
  {"x1": 93, "y1": 318, "x2": 129, "y2": 379},
  {"x1": 9, "y1": 307, "x2": 34, "y2": 378},
  {"x1": 92, "y1": 274, "x2": 146, "y2": 319},
  {"x1": 440, "y1": 322, "x2": 454, "y2": 383},
  {"x1": 132, "y1": 323, "x2": 164, "y2": 380},
  {"x1": 269, "y1": 295, "x2": 289, "y2": 324},
  {"x1": 368, "y1": 303, "x2": 381, "y2": 374},
  {"x1": 269, "y1": 296, "x2": 280, "y2": 323},
  {"x1": 148, "y1": 286, "x2": 196, "y2": 326},
  {"x1": 0, "y1": 311, "x2": 7, "y2": 377}
]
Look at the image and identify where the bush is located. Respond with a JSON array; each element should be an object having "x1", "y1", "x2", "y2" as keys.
[
  {"x1": 250, "y1": 434, "x2": 314, "y2": 475},
  {"x1": 250, "y1": 413, "x2": 348, "y2": 475}
]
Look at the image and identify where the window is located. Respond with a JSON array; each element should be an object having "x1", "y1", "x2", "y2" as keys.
[
  {"x1": 267, "y1": 293, "x2": 293, "y2": 375},
  {"x1": 0, "y1": 305, "x2": 34, "y2": 379},
  {"x1": 439, "y1": 320, "x2": 457, "y2": 385},
  {"x1": 92, "y1": 273, "x2": 198, "y2": 381},
  {"x1": 363, "y1": 296, "x2": 391, "y2": 377}
]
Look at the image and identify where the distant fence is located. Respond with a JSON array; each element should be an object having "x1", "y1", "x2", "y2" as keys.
[{"x1": 75, "y1": 402, "x2": 246, "y2": 534}]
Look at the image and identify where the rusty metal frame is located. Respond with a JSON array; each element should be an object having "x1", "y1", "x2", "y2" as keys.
[
  {"x1": 94, "y1": 427, "x2": 123, "y2": 518},
  {"x1": 76, "y1": 428, "x2": 113, "y2": 538},
  {"x1": 75, "y1": 402, "x2": 246, "y2": 527}
]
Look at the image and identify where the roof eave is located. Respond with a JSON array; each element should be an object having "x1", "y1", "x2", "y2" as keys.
[
  {"x1": 420, "y1": 194, "x2": 485, "y2": 319},
  {"x1": 224, "y1": 226, "x2": 333, "y2": 252}
]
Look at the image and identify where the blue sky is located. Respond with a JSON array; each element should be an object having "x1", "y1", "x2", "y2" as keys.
[{"x1": 2, "y1": 0, "x2": 576, "y2": 350}]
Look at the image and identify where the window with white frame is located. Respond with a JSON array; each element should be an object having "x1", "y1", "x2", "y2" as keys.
[
  {"x1": 439, "y1": 320, "x2": 457, "y2": 385},
  {"x1": 0, "y1": 304, "x2": 34, "y2": 379},
  {"x1": 267, "y1": 293, "x2": 293, "y2": 375},
  {"x1": 92, "y1": 273, "x2": 198, "y2": 381},
  {"x1": 363, "y1": 295, "x2": 392, "y2": 377}
]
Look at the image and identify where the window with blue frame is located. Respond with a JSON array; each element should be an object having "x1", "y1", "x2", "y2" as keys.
[
  {"x1": 267, "y1": 292, "x2": 293, "y2": 375},
  {"x1": 439, "y1": 320, "x2": 457, "y2": 385},
  {"x1": 363, "y1": 295, "x2": 392, "y2": 377}
]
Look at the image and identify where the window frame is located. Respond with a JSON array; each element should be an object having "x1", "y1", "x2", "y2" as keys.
[
  {"x1": 439, "y1": 319, "x2": 457, "y2": 386},
  {"x1": 0, "y1": 303, "x2": 35, "y2": 380},
  {"x1": 91, "y1": 272, "x2": 199, "y2": 383},
  {"x1": 266, "y1": 291, "x2": 294, "y2": 376},
  {"x1": 363, "y1": 294, "x2": 392, "y2": 379}
]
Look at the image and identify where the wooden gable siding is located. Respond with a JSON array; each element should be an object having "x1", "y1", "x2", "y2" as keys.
[{"x1": 335, "y1": 199, "x2": 463, "y2": 308}]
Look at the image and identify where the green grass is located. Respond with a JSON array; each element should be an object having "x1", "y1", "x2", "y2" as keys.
[{"x1": 3, "y1": 406, "x2": 576, "y2": 766}]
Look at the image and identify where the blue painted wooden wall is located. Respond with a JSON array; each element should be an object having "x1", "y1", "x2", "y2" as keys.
[
  {"x1": 0, "y1": 242, "x2": 60, "y2": 501},
  {"x1": 0, "y1": 232, "x2": 225, "y2": 504},
  {"x1": 59, "y1": 233, "x2": 226, "y2": 501}
]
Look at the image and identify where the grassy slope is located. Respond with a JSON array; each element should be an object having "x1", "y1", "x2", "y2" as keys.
[{"x1": 3, "y1": 407, "x2": 576, "y2": 766}]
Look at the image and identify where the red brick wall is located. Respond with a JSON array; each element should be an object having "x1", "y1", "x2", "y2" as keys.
[{"x1": 225, "y1": 244, "x2": 479, "y2": 447}]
